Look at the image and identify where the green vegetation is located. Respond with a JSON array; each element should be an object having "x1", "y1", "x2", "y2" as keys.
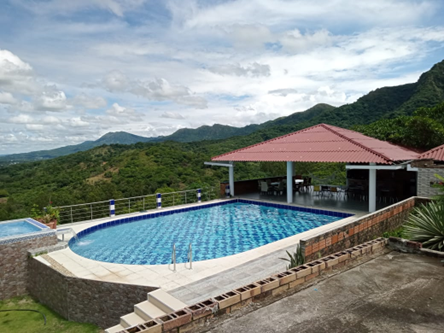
[
  {"x1": 0, "y1": 296, "x2": 101, "y2": 333},
  {"x1": 354, "y1": 102, "x2": 444, "y2": 150},
  {"x1": 382, "y1": 227, "x2": 405, "y2": 238},
  {"x1": 404, "y1": 201, "x2": 444, "y2": 251},
  {"x1": 280, "y1": 244, "x2": 305, "y2": 269}
]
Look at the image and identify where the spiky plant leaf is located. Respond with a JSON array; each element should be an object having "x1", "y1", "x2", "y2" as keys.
[
  {"x1": 279, "y1": 244, "x2": 305, "y2": 269},
  {"x1": 404, "y1": 201, "x2": 444, "y2": 251}
]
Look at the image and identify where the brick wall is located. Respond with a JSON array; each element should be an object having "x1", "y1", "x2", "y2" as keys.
[
  {"x1": 27, "y1": 258, "x2": 157, "y2": 328},
  {"x1": 417, "y1": 167, "x2": 444, "y2": 197},
  {"x1": 300, "y1": 196, "x2": 430, "y2": 262},
  {"x1": 0, "y1": 234, "x2": 58, "y2": 300}
]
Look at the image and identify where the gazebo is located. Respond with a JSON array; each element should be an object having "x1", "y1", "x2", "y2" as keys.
[{"x1": 207, "y1": 124, "x2": 420, "y2": 212}]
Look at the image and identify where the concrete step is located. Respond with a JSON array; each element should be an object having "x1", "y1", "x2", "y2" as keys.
[
  {"x1": 148, "y1": 289, "x2": 188, "y2": 314},
  {"x1": 120, "y1": 312, "x2": 146, "y2": 328},
  {"x1": 134, "y1": 300, "x2": 166, "y2": 320},
  {"x1": 105, "y1": 324, "x2": 126, "y2": 333}
]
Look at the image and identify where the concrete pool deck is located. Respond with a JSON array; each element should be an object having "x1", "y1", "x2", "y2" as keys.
[
  {"x1": 43, "y1": 198, "x2": 363, "y2": 304},
  {"x1": 204, "y1": 251, "x2": 444, "y2": 333}
]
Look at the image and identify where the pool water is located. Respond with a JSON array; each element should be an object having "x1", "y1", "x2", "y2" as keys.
[
  {"x1": 0, "y1": 221, "x2": 41, "y2": 238},
  {"x1": 70, "y1": 202, "x2": 348, "y2": 265}
]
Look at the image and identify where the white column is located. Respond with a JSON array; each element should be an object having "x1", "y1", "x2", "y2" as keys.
[
  {"x1": 369, "y1": 163, "x2": 376, "y2": 212},
  {"x1": 229, "y1": 162, "x2": 234, "y2": 197},
  {"x1": 287, "y1": 161, "x2": 293, "y2": 203}
]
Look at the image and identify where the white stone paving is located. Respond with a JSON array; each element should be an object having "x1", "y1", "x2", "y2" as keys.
[{"x1": 47, "y1": 198, "x2": 364, "y2": 304}]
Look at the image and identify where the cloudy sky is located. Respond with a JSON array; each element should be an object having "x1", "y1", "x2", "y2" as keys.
[{"x1": 1, "y1": 0, "x2": 444, "y2": 154}]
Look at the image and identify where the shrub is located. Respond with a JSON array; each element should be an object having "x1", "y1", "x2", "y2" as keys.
[
  {"x1": 280, "y1": 243, "x2": 305, "y2": 269},
  {"x1": 404, "y1": 201, "x2": 444, "y2": 251}
]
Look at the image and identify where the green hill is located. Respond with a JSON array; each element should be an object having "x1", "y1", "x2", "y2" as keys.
[{"x1": 0, "y1": 131, "x2": 159, "y2": 163}]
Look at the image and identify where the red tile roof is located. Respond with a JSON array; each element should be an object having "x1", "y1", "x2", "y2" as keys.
[
  {"x1": 212, "y1": 123, "x2": 420, "y2": 164},
  {"x1": 418, "y1": 144, "x2": 444, "y2": 161}
]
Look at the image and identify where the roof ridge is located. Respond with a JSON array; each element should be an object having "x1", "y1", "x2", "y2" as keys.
[
  {"x1": 320, "y1": 124, "x2": 393, "y2": 163},
  {"x1": 419, "y1": 143, "x2": 444, "y2": 158},
  {"x1": 211, "y1": 123, "x2": 325, "y2": 160}
]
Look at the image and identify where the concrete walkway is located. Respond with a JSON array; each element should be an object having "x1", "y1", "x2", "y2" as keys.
[{"x1": 205, "y1": 252, "x2": 444, "y2": 333}]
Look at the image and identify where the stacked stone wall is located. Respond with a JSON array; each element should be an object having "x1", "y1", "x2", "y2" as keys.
[
  {"x1": 27, "y1": 258, "x2": 157, "y2": 328},
  {"x1": 0, "y1": 234, "x2": 57, "y2": 300},
  {"x1": 417, "y1": 167, "x2": 444, "y2": 197}
]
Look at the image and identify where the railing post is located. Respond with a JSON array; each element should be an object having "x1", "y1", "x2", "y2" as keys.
[
  {"x1": 197, "y1": 189, "x2": 201, "y2": 203},
  {"x1": 157, "y1": 193, "x2": 162, "y2": 209},
  {"x1": 185, "y1": 191, "x2": 187, "y2": 204},
  {"x1": 109, "y1": 199, "x2": 115, "y2": 217},
  {"x1": 143, "y1": 197, "x2": 145, "y2": 211},
  {"x1": 70, "y1": 207, "x2": 73, "y2": 223},
  {"x1": 90, "y1": 204, "x2": 93, "y2": 220}
]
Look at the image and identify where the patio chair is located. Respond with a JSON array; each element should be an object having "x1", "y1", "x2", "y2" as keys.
[
  {"x1": 330, "y1": 186, "x2": 342, "y2": 199},
  {"x1": 313, "y1": 185, "x2": 321, "y2": 196},
  {"x1": 277, "y1": 181, "x2": 286, "y2": 195},
  {"x1": 260, "y1": 182, "x2": 269, "y2": 195},
  {"x1": 321, "y1": 185, "x2": 330, "y2": 196}
]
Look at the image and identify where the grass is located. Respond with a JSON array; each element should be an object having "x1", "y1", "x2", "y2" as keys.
[
  {"x1": 382, "y1": 226, "x2": 405, "y2": 238},
  {"x1": 0, "y1": 296, "x2": 102, "y2": 333}
]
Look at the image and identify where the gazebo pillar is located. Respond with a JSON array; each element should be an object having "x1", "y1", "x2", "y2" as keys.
[
  {"x1": 287, "y1": 161, "x2": 293, "y2": 203},
  {"x1": 229, "y1": 162, "x2": 234, "y2": 196},
  {"x1": 369, "y1": 163, "x2": 376, "y2": 212}
]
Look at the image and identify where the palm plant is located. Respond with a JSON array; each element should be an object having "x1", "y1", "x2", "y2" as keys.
[
  {"x1": 404, "y1": 201, "x2": 444, "y2": 251},
  {"x1": 280, "y1": 243, "x2": 305, "y2": 269}
]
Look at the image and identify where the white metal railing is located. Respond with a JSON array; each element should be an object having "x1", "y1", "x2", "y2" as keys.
[{"x1": 55, "y1": 187, "x2": 218, "y2": 224}]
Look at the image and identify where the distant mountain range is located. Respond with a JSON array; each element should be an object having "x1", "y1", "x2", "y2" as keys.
[{"x1": 1, "y1": 59, "x2": 444, "y2": 164}]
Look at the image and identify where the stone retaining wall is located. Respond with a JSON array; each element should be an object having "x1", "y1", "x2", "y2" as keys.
[
  {"x1": 417, "y1": 167, "x2": 444, "y2": 197},
  {"x1": 0, "y1": 233, "x2": 57, "y2": 300},
  {"x1": 112, "y1": 238, "x2": 389, "y2": 333},
  {"x1": 300, "y1": 196, "x2": 430, "y2": 262},
  {"x1": 28, "y1": 258, "x2": 157, "y2": 328}
]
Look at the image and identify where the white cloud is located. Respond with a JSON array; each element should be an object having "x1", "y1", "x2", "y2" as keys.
[
  {"x1": 0, "y1": 91, "x2": 17, "y2": 104},
  {"x1": 25, "y1": 124, "x2": 45, "y2": 131},
  {"x1": 34, "y1": 86, "x2": 67, "y2": 112},
  {"x1": 101, "y1": 70, "x2": 130, "y2": 92},
  {"x1": 105, "y1": 102, "x2": 142, "y2": 120},
  {"x1": 209, "y1": 62, "x2": 270, "y2": 77},
  {"x1": 160, "y1": 111, "x2": 186, "y2": 119},
  {"x1": 0, "y1": 49, "x2": 35, "y2": 93},
  {"x1": 41, "y1": 116, "x2": 61, "y2": 124},
  {"x1": 8, "y1": 114, "x2": 35, "y2": 124},
  {"x1": 131, "y1": 78, "x2": 208, "y2": 109},
  {"x1": 68, "y1": 117, "x2": 89, "y2": 127},
  {"x1": 71, "y1": 93, "x2": 107, "y2": 109}
]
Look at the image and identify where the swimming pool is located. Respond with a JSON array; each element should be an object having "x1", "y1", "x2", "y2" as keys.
[{"x1": 70, "y1": 200, "x2": 352, "y2": 265}]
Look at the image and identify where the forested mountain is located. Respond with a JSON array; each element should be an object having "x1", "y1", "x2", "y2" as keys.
[
  {"x1": 1, "y1": 60, "x2": 444, "y2": 221},
  {"x1": 0, "y1": 131, "x2": 158, "y2": 163}
]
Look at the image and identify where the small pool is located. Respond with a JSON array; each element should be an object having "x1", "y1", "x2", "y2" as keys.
[
  {"x1": 70, "y1": 200, "x2": 352, "y2": 265},
  {"x1": 0, "y1": 220, "x2": 41, "y2": 237},
  {"x1": 0, "y1": 218, "x2": 51, "y2": 243}
]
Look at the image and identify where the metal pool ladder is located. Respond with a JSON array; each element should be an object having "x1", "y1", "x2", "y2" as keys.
[
  {"x1": 186, "y1": 243, "x2": 192, "y2": 270},
  {"x1": 170, "y1": 244, "x2": 177, "y2": 272},
  {"x1": 169, "y1": 243, "x2": 193, "y2": 272}
]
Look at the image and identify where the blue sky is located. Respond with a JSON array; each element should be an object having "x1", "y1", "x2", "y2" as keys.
[{"x1": 1, "y1": 0, "x2": 444, "y2": 154}]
